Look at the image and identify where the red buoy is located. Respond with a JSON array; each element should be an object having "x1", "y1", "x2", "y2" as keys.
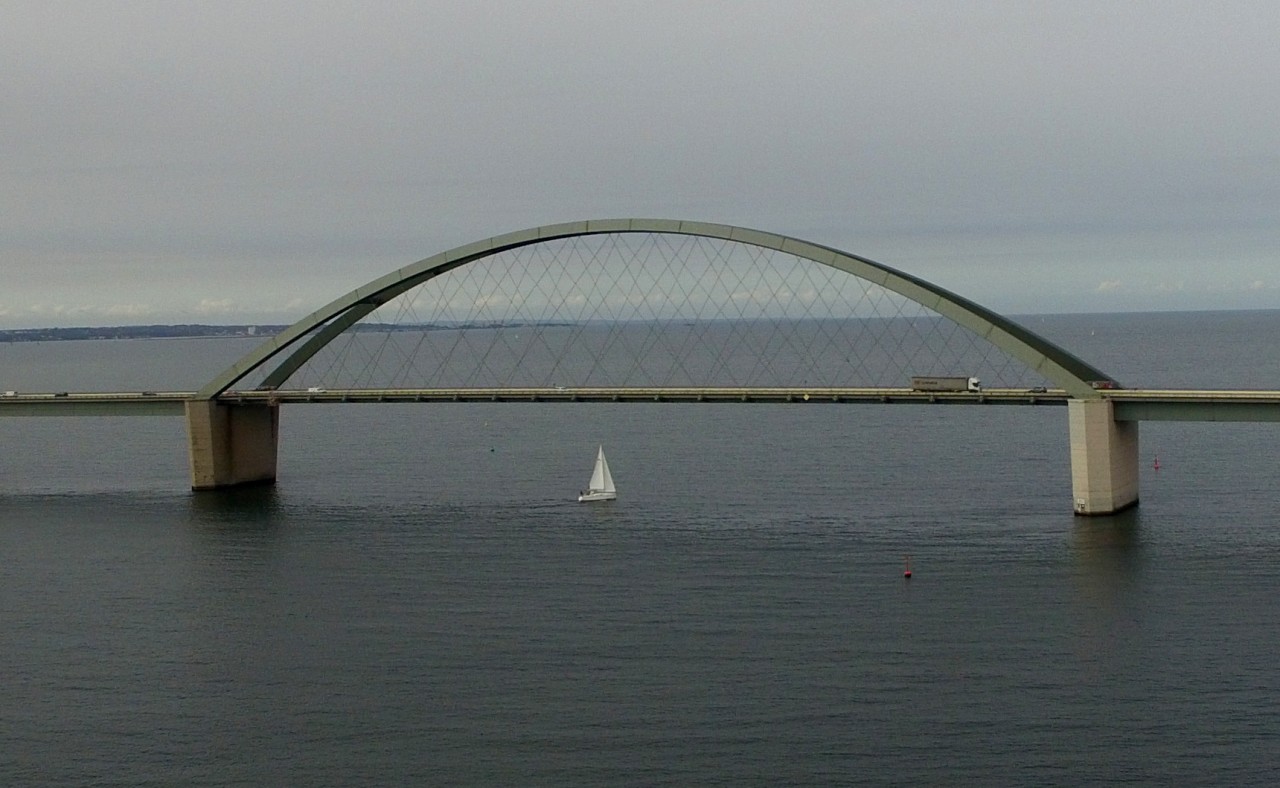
[
  {"x1": 1153, "y1": 455, "x2": 1161, "y2": 471},
  {"x1": 903, "y1": 555, "x2": 912, "y2": 579}
]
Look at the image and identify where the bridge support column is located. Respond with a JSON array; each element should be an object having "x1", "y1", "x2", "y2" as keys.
[
  {"x1": 1068, "y1": 399, "x2": 1138, "y2": 515},
  {"x1": 186, "y1": 400, "x2": 279, "y2": 490}
]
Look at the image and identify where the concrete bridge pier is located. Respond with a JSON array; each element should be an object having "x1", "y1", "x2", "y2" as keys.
[
  {"x1": 1068, "y1": 399, "x2": 1139, "y2": 515},
  {"x1": 185, "y1": 400, "x2": 279, "y2": 490}
]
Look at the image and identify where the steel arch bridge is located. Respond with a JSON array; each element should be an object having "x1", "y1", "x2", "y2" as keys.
[
  {"x1": 4, "y1": 218, "x2": 1169, "y2": 514},
  {"x1": 197, "y1": 219, "x2": 1115, "y2": 401},
  {"x1": 5, "y1": 218, "x2": 1279, "y2": 513}
]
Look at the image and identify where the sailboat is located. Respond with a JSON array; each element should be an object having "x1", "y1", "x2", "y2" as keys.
[{"x1": 577, "y1": 445, "x2": 617, "y2": 502}]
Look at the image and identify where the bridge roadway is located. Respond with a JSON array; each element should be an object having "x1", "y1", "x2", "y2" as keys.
[{"x1": 4, "y1": 387, "x2": 1280, "y2": 421}]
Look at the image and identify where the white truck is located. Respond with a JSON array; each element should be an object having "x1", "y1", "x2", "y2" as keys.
[{"x1": 910, "y1": 376, "x2": 981, "y2": 392}]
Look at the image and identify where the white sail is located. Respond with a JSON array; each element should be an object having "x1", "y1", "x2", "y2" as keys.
[
  {"x1": 579, "y1": 445, "x2": 617, "y2": 501},
  {"x1": 596, "y1": 447, "x2": 615, "y2": 493}
]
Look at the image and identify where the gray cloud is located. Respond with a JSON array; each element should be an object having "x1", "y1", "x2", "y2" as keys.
[{"x1": 2, "y1": 0, "x2": 1278, "y2": 327}]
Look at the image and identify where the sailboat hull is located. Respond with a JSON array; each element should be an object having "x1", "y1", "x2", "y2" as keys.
[{"x1": 577, "y1": 490, "x2": 616, "y2": 502}]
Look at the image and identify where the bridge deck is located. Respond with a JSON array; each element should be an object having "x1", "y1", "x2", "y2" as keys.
[
  {"x1": 0, "y1": 391, "x2": 191, "y2": 416},
  {"x1": 1104, "y1": 389, "x2": 1280, "y2": 422},
  {"x1": 226, "y1": 387, "x2": 1073, "y2": 405},
  {"x1": 1, "y1": 387, "x2": 1068, "y2": 413},
  {"x1": 5, "y1": 387, "x2": 1280, "y2": 421}
]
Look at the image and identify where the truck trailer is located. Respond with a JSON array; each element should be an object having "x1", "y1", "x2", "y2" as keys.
[{"x1": 910, "y1": 376, "x2": 981, "y2": 392}]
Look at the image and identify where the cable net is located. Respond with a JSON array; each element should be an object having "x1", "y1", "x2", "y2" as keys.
[{"x1": 278, "y1": 233, "x2": 1051, "y2": 391}]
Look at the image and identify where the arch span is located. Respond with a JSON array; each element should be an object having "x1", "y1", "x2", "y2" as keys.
[{"x1": 197, "y1": 219, "x2": 1115, "y2": 400}]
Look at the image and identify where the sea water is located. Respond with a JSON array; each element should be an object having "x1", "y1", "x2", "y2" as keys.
[{"x1": 2, "y1": 311, "x2": 1279, "y2": 785}]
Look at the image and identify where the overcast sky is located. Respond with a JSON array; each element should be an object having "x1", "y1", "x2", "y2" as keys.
[{"x1": 3, "y1": 0, "x2": 1278, "y2": 328}]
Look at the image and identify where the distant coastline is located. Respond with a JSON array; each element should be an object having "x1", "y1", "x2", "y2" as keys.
[
  {"x1": 0, "y1": 324, "x2": 287, "y2": 343},
  {"x1": 0, "y1": 321, "x2": 576, "y2": 343}
]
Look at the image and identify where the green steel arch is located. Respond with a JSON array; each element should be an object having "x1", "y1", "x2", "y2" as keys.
[{"x1": 197, "y1": 219, "x2": 1116, "y2": 400}]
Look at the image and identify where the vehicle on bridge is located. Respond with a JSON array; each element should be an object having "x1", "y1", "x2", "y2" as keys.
[{"x1": 910, "y1": 376, "x2": 982, "y2": 393}]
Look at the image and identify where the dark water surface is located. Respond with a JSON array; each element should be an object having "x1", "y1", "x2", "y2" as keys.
[{"x1": 3, "y1": 311, "x2": 1280, "y2": 785}]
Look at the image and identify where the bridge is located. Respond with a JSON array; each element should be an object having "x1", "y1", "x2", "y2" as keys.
[{"x1": 4, "y1": 219, "x2": 1278, "y2": 514}]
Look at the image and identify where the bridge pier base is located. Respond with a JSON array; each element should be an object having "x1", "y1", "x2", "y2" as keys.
[
  {"x1": 1068, "y1": 399, "x2": 1139, "y2": 515},
  {"x1": 186, "y1": 401, "x2": 279, "y2": 490}
]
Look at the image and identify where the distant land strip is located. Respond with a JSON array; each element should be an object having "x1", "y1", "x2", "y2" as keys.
[
  {"x1": 0, "y1": 322, "x2": 576, "y2": 342},
  {"x1": 0, "y1": 325, "x2": 287, "y2": 342}
]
